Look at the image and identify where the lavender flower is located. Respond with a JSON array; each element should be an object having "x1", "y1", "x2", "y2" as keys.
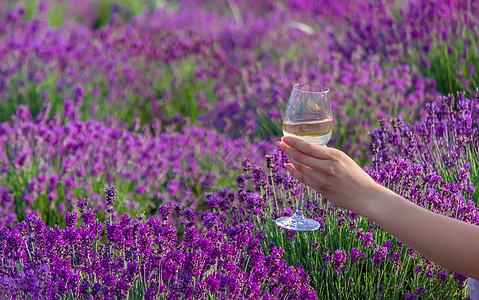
[
  {"x1": 0, "y1": 186, "x2": 317, "y2": 299},
  {"x1": 0, "y1": 1, "x2": 476, "y2": 299},
  {"x1": 0, "y1": 0, "x2": 440, "y2": 164},
  {"x1": 104, "y1": 186, "x2": 116, "y2": 214},
  {"x1": 0, "y1": 104, "x2": 270, "y2": 226},
  {"x1": 204, "y1": 137, "x2": 471, "y2": 297},
  {"x1": 350, "y1": 248, "x2": 363, "y2": 264},
  {"x1": 333, "y1": 250, "x2": 347, "y2": 274}
]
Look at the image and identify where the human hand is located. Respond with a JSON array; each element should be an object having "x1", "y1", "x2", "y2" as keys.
[
  {"x1": 278, "y1": 136, "x2": 479, "y2": 281},
  {"x1": 276, "y1": 136, "x2": 386, "y2": 216}
]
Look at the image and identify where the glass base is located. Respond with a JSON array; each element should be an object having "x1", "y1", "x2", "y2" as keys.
[{"x1": 275, "y1": 215, "x2": 320, "y2": 232}]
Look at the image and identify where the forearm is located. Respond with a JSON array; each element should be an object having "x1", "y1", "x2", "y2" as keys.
[
  {"x1": 363, "y1": 186, "x2": 479, "y2": 280},
  {"x1": 276, "y1": 136, "x2": 479, "y2": 278}
]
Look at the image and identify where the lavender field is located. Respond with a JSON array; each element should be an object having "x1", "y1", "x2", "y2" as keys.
[{"x1": 0, "y1": 0, "x2": 478, "y2": 298}]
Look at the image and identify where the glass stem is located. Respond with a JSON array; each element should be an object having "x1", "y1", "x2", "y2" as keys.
[{"x1": 294, "y1": 182, "x2": 304, "y2": 219}]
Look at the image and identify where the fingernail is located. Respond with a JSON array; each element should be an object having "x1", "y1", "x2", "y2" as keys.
[{"x1": 276, "y1": 141, "x2": 281, "y2": 147}]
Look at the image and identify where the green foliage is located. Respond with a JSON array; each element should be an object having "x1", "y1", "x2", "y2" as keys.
[
  {"x1": 409, "y1": 30, "x2": 479, "y2": 96},
  {"x1": 1, "y1": 59, "x2": 214, "y2": 130},
  {"x1": 2, "y1": 159, "x2": 149, "y2": 228},
  {"x1": 248, "y1": 183, "x2": 468, "y2": 299},
  {"x1": 153, "y1": 58, "x2": 216, "y2": 126}
]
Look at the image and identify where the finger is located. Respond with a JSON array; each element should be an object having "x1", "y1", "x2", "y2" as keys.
[
  {"x1": 291, "y1": 157, "x2": 338, "y2": 185},
  {"x1": 289, "y1": 158, "x2": 318, "y2": 180},
  {"x1": 289, "y1": 159, "x2": 334, "y2": 194},
  {"x1": 281, "y1": 136, "x2": 333, "y2": 160},
  {"x1": 277, "y1": 140, "x2": 329, "y2": 171},
  {"x1": 284, "y1": 163, "x2": 317, "y2": 188}
]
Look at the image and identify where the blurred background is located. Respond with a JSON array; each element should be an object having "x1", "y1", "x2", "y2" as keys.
[{"x1": 1, "y1": 1, "x2": 479, "y2": 298}]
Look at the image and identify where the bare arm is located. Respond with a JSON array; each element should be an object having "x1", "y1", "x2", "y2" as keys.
[{"x1": 276, "y1": 136, "x2": 479, "y2": 280}]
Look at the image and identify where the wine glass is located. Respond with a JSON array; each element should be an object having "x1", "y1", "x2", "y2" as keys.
[{"x1": 275, "y1": 83, "x2": 332, "y2": 231}]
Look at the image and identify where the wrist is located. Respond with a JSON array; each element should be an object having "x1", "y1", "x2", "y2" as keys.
[{"x1": 358, "y1": 183, "x2": 398, "y2": 220}]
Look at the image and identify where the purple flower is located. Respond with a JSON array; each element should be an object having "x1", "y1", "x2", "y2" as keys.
[
  {"x1": 333, "y1": 250, "x2": 347, "y2": 274},
  {"x1": 135, "y1": 185, "x2": 147, "y2": 195},
  {"x1": 74, "y1": 84, "x2": 85, "y2": 105},
  {"x1": 65, "y1": 211, "x2": 77, "y2": 228},
  {"x1": 322, "y1": 248, "x2": 331, "y2": 264},
  {"x1": 167, "y1": 180, "x2": 180, "y2": 195},
  {"x1": 206, "y1": 274, "x2": 220, "y2": 292},
  {"x1": 372, "y1": 246, "x2": 388, "y2": 267},
  {"x1": 362, "y1": 232, "x2": 374, "y2": 248},
  {"x1": 105, "y1": 186, "x2": 116, "y2": 214},
  {"x1": 437, "y1": 270, "x2": 448, "y2": 283},
  {"x1": 350, "y1": 248, "x2": 362, "y2": 264},
  {"x1": 47, "y1": 191, "x2": 58, "y2": 202},
  {"x1": 414, "y1": 265, "x2": 423, "y2": 274}
]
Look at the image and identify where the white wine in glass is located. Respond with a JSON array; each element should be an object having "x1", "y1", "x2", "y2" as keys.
[
  {"x1": 276, "y1": 83, "x2": 332, "y2": 231},
  {"x1": 282, "y1": 118, "x2": 333, "y2": 145}
]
